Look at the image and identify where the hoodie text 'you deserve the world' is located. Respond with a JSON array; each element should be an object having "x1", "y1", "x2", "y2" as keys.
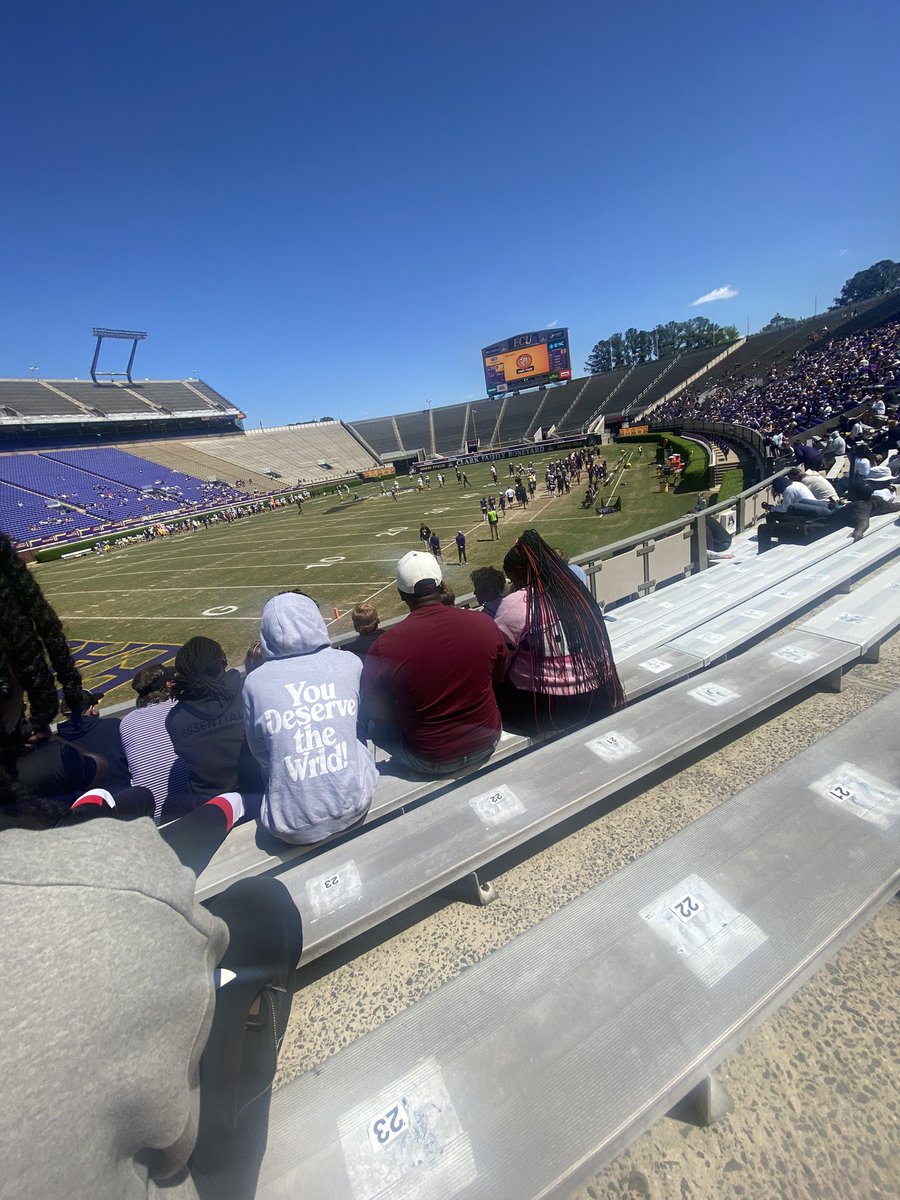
[{"x1": 263, "y1": 681, "x2": 357, "y2": 781}]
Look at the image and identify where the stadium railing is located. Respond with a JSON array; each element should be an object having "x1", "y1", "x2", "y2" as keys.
[{"x1": 254, "y1": 687, "x2": 900, "y2": 1199}]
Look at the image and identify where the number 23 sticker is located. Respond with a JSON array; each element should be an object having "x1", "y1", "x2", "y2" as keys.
[{"x1": 367, "y1": 1099, "x2": 409, "y2": 1151}]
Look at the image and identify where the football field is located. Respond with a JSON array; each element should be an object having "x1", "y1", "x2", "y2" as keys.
[{"x1": 33, "y1": 443, "x2": 705, "y2": 703}]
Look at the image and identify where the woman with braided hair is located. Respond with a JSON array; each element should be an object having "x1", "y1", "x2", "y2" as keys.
[{"x1": 494, "y1": 529, "x2": 625, "y2": 737}]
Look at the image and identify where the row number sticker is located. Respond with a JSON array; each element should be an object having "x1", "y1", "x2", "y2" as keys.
[
  {"x1": 367, "y1": 1099, "x2": 409, "y2": 1151},
  {"x1": 810, "y1": 762, "x2": 900, "y2": 829},
  {"x1": 700, "y1": 632, "x2": 726, "y2": 645},
  {"x1": 639, "y1": 657, "x2": 672, "y2": 675},
  {"x1": 305, "y1": 860, "x2": 362, "y2": 918},
  {"x1": 740, "y1": 608, "x2": 767, "y2": 620},
  {"x1": 469, "y1": 784, "x2": 524, "y2": 827},
  {"x1": 586, "y1": 730, "x2": 639, "y2": 763},
  {"x1": 773, "y1": 644, "x2": 817, "y2": 665},
  {"x1": 339, "y1": 1057, "x2": 476, "y2": 1198},
  {"x1": 688, "y1": 682, "x2": 738, "y2": 707},
  {"x1": 836, "y1": 612, "x2": 864, "y2": 625},
  {"x1": 641, "y1": 873, "x2": 767, "y2": 987},
  {"x1": 669, "y1": 893, "x2": 703, "y2": 923},
  {"x1": 203, "y1": 605, "x2": 238, "y2": 616}
]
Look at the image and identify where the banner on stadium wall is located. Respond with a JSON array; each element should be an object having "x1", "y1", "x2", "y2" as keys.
[
  {"x1": 619, "y1": 425, "x2": 649, "y2": 437},
  {"x1": 358, "y1": 466, "x2": 396, "y2": 479}
]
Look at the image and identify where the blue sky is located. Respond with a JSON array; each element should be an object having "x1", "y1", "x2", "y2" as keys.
[{"x1": 2, "y1": 0, "x2": 897, "y2": 426}]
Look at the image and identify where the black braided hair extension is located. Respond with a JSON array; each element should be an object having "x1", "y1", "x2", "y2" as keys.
[
  {"x1": 502, "y1": 530, "x2": 625, "y2": 721},
  {"x1": 0, "y1": 532, "x2": 83, "y2": 718},
  {"x1": 0, "y1": 570, "x2": 61, "y2": 730},
  {"x1": 0, "y1": 531, "x2": 92, "y2": 827},
  {"x1": 171, "y1": 636, "x2": 232, "y2": 702},
  {"x1": 0, "y1": 646, "x2": 21, "y2": 788}
]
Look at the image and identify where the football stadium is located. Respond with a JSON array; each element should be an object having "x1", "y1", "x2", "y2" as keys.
[
  {"x1": 4, "y1": 4, "x2": 900, "y2": 1195},
  {"x1": 4, "y1": 291, "x2": 899, "y2": 1198}
]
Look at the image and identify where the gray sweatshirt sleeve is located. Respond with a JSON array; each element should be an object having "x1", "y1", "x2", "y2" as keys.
[{"x1": 0, "y1": 819, "x2": 228, "y2": 1200}]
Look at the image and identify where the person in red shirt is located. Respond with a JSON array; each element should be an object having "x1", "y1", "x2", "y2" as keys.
[{"x1": 362, "y1": 551, "x2": 506, "y2": 775}]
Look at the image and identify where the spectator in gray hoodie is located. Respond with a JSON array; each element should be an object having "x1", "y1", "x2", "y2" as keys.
[{"x1": 242, "y1": 593, "x2": 378, "y2": 844}]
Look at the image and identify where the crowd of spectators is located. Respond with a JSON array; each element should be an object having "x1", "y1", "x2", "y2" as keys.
[{"x1": 652, "y1": 320, "x2": 900, "y2": 450}]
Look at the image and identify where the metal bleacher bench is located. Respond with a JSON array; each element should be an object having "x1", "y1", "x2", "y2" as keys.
[
  {"x1": 194, "y1": 729, "x2": 531, "y2": 901},
  {"x1": 255, "y1": 688, "x2": 900, "y2": 1199},
  {"x1": 611, "y1": 511, "x2": 898, "y2": 697},
  {"x1": 267, "y1": 562, "x2": 900, "y2": 967},
  {"x1": 196, "y1": 517, "x2": 899, "y2": 900}
]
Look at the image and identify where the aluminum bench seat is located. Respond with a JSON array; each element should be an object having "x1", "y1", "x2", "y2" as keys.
[
  {"x1": 282, "y1": 623, "x2": 874, "y2": 968},
  {"x1": 256, "y1": 691, "x2": 900, "y2": 1199},
  {"x1": 798, "y1": 557, "x2": 900, "y2": 656},
  {"x1": 665, "y1": 525, "x2": 899, "y2": 665},
  {"x1": 607, "y1": 512, "x2": 897, "y2": 664},
  {"x1": 194, "y1": 729, "x2": 530, "y2": 901}
]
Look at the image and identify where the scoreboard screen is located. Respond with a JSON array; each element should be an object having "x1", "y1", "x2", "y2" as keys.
[{"x1": 482, "y1": 328, "x2": 571, "y2": 396}]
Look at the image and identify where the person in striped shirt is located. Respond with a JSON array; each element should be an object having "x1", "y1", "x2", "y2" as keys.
[{"x1": 119, "y1": 665, "x2": 190, "y2": 822}]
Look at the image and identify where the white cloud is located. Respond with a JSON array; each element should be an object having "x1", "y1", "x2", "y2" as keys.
[
  {"x1": 545, "y1": 318, "x2": 559, "y2": 327},
  {"x1": 839, "y1": 248, "x2": 849, "y2": 256},
  {"x1": 690, "y1": 285, "x2": 738, "y2": 306}
]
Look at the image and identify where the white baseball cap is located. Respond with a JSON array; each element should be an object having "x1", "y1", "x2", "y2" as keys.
[
  {"x1": 396, "y1": 550, "x2": 443, "y2": 595},
  {"x1": 867, "y1": 464, "x2": 893, "y2": 481}
]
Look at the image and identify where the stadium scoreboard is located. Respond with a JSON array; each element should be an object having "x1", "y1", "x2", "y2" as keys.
[{"x1": 482, "y1": 328, "x2": 571, "y2": 396}]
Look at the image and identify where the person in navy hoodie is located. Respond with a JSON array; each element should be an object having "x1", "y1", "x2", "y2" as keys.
[{"x1": 166, "y1": 638, "x2": 262, "y2": 807}]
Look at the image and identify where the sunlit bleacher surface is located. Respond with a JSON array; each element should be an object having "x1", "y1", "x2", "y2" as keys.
[
  {"x1": 175, "y1": 422, "x2": 381, "y2": 482},
  {"x1": 0, "y1": 378, "x2": 233, "y2": 421}
]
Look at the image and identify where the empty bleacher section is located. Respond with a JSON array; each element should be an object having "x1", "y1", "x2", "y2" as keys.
[
  {"x1": 122, "y1": 440, "x2": 279, "y2": 493},
  {"x1": 494, "y1": 389, "x2": 545, "y2": 444},
  {"x1": 177, "y1": 422, "x2": 380, "y2": 483},
  {"x1": 430, "y1": 402, "x2": 468, "y2": 455},
  {"x1": 465, "y1": 397, "x2": 502, "y2": 447},
  {"x1": 556, "y1": 370, "x2": 630, "y2": 431},
  {"x1": 0, "y1": 381, "x2": 86, "y2": 418},
  {"x1": 32, "y1": 388, "x2": 153, "y2": 422},
  {"x1": 525, "y1": 378, "x2": 597, "y2": 435},
  {"x1": 184, "y1": 379, "x2": 237, "y2": 410},
  {"x1": 0, "y1": 453, "x2": 180, "y2": 525},
  {"x1": 391, "y1": 410, "x2": 432, "y2": 455},
  {"x1": 342, "y1": 415, "x2": 399, "y2": 458},
  {"x1": 0, "y1": 379, "x2": 243, "y2": 426},
  {"x1": 120, "y1": 382, "x2": 216, "y2": 413}
]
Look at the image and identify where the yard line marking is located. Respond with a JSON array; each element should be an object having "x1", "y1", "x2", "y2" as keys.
[{"x1": 59, "y1": 615, "x2": 264, "y2": 621}]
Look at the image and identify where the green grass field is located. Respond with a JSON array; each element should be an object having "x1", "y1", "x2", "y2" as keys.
[{"x1": 34, "y1": 442, "x2": 707, "y2": 703}]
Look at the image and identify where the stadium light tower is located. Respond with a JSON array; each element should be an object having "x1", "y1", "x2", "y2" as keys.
[
  {"x1": 90, "y1": 327, "x2": 148, "y2": 384},
  {"x1": 29, "y1": 365, "x2": 39, "y2": 379}
]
